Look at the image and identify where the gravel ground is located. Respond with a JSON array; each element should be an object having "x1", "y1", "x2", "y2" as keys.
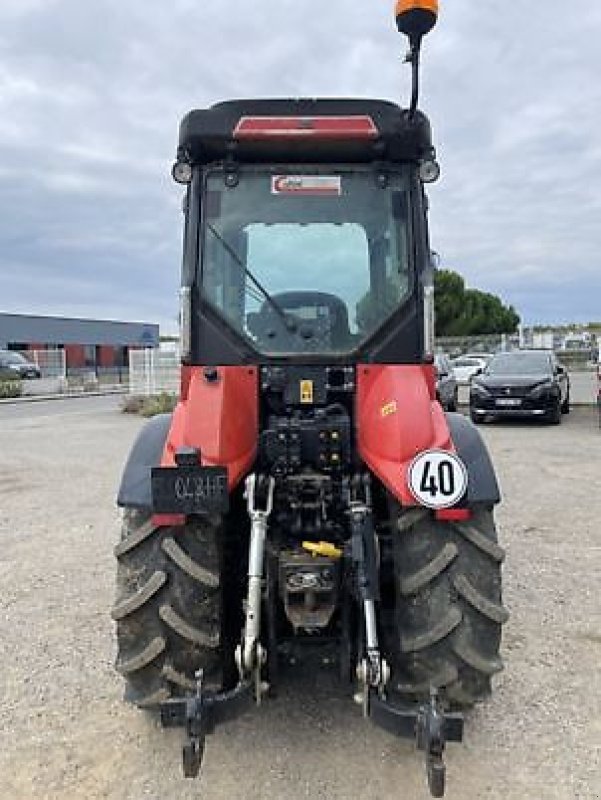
[{"x1": 0, "y1": 401, "x2": 599, "y2": 800}]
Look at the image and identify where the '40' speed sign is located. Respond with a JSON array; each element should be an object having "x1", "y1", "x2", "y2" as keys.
[{"x1": 408, "y1": 450, "x2": 468, "y2": 509}]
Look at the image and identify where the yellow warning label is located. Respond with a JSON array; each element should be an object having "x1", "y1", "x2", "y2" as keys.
[
  {"x1": 300, "y1": 379, "x2": 314, "y2": 404},
  {"x1": 381, "y1": 401, "x2": 398, "y2": 418}
]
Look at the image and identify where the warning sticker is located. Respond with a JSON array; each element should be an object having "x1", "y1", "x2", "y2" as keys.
[
  {"x1": 300, "y1": 380, "x2": 314, "y2": 404},
  {"x1": 271, "y1": 176, "x2": 341, "y2": 196},
  {"x1": 380, "y1": 401, "x2": 398, "y2": 418}
]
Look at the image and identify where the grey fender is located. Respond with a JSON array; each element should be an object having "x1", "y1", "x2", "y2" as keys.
[
  {"x1": 445, "y1": 412, "x2": 501, "y2": 505},
  {"x1": 116, "y1": 413, "x2": 173, "y2": 509}
]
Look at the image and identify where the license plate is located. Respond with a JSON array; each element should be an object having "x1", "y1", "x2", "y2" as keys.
[
  {"x1": 151, "y1": 466, "x2": 229, "y2": 514},
  {"x1": 496, "y1": 398, "x2": 522, "y2": 407}
]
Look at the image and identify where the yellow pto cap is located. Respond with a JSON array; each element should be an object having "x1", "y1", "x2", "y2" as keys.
[{"x1": 302, "y1": 541, "x2": 343, "y2": 559}]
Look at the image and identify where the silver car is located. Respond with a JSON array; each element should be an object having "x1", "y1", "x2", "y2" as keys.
[{"x1": 0, "y1": 350, "x2": 41, "y2": 380}]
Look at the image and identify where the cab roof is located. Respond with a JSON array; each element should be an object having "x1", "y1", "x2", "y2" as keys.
[{"x1": 178, "y1": 98, "x2": 434, "y2": 166}]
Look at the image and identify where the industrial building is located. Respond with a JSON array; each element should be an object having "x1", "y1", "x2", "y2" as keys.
[{"x1": 0, "y1": 313, "x2": 159, "y2": 369}]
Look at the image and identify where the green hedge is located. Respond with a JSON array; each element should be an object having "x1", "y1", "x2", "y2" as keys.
[
  {"x1": 121, "y1": 392, "x2": 177, "y2": 417},
  {"x1": 0, "y1": 378, "x2": 22, "y2": 398}
]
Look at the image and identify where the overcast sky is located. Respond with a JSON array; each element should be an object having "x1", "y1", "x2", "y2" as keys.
[{"x1": 1, "y1": 0, "x2": 600, "y2": 331}]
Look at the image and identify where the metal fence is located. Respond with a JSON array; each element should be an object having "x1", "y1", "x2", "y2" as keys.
[
  {"x1": 66, "y1": 366, "x2": 130, "y2": 387},
  {"x1": 129, "y1": 348, "x2": 180, "y2": 396},
  {"x1": 435, "y1": 334, "x2": 517, "y2": 358},
  {"x1": 436, "y1": 327, "x2": 599, "y2": 371},
  {"x1": 126, "y1": 328, "x2": 599, "y2": 398}
]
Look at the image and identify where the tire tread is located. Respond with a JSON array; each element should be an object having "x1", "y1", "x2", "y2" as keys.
[
  {"x1": 113, "y1": 511, "x2": 223, "y2": 708},
  {"x1": 390, "y1": 506, "x2": 507, "y2": 709}
]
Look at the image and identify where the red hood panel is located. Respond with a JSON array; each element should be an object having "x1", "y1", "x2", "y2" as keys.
[
  {"x1": 356, "y1": 364, "x2": 453, "y2": 505},
  {"x1": 161, "y1": 366, "x2": 258, "y2": 490}
]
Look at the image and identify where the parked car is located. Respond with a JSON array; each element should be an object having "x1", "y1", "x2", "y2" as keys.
[
  {"x1": 434, "y1": 353, "x2": 458, "y2": 411},
  {"x1": 0, "y1": 350, "x2": 41, "y2": 380},
  {"x1": 470, "y1": 349, "x2": 570, "y2": 424},
  {"x1": 451, "y1": 354, "x2": 492, "y2": 385}
]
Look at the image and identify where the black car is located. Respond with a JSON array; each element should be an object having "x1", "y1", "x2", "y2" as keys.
[
  {"x1": 470, "y1": 350, "x2": 570, "y2": 424},
  {"x1": 0, "y1": 350, "x2": 42, "y2": 380},
  {"x1": 434, "y1": 353, "x2": 458, "y2": 411}
]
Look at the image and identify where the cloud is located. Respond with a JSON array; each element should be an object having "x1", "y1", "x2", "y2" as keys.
[{"x1": 0, "y1": 0, "x2": 600, "y2": 330}]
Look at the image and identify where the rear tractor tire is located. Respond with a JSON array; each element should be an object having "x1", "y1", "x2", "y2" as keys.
[
  {"x1": 392, "y1": 507, "x2": 508, "y2": 709},
  {"x1": 112, "y1": 508, "x2": 223, "y2": 708}
]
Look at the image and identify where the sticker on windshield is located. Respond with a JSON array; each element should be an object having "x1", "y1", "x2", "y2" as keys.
[
  {"x1": 408, "y1": 450, "x2": 468, "y2": 509},
  {"x1": 271, "y1": 176, "x2": 341, "y2": 196}
]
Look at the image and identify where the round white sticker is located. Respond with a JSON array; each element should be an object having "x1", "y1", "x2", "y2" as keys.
[{"x1": 408, "y1": 450, "x2": 468, "y2": 509}]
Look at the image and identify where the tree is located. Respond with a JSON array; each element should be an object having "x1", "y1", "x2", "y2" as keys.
[{"x1": 434, "y1": 269, "x2": 519, "y2": 336}]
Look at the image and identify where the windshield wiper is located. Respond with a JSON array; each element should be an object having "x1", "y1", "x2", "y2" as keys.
[{"x1": 205, "y1": 223, "x2": 297, "y2": 332}]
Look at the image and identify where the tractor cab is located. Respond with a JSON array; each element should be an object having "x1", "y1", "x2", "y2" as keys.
[{"x1": 173, "y1": 99, "x2": 439, "y2": 365}]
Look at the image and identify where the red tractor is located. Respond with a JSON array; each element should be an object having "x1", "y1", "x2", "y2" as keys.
[{"x1": 113, "y1": 3, "x2": 507, "y2": 795}]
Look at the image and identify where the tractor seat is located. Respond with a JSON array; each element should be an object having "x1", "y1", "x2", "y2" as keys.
[{"x1": 248, "y1": 291, "x2": 352, "y2": 350}]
